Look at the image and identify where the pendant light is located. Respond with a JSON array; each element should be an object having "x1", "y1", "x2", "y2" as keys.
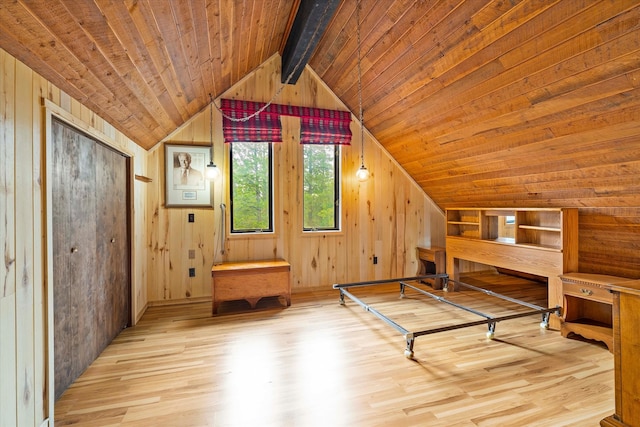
[
  {"x1": 206, "y1": 93, "x2": 221, "y2": 181},
  {"x1": 355, "y1": 0, "x2": 370, "y2": 182}
]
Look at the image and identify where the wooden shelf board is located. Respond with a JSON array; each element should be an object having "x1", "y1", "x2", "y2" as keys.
[
  {"x1": 512, "y1": 242, "x2": 562, "y2": 252},
  {"x1": 518, "y1": 225, "x2": 561, "y2": 232}
]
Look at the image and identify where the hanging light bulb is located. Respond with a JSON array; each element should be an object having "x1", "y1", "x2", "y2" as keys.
[
  {"x1": 354, "y1": 0, "x2": 369, "y2": 182},
  {"x1": 356, "y1": 163, "x2": 370, "y2": 181},
  {"x1": 206, "y1": 93, "x2": 221, "y2": 181}
]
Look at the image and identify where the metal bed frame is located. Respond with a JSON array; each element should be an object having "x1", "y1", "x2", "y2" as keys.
[{"x1": 333, "y1": 274, "x2": 560, "y2": 359}]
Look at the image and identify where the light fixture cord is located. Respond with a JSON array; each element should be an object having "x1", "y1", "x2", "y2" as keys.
[
  {"x1": 209, "y1": 93, "x2": 214, "y2": 162},
  {"x1": 212, "y1": 1, "x2": 335, "y2": 122},
  {"x1": 357, "y1": 0, "x2": 364, "y2": 167}
]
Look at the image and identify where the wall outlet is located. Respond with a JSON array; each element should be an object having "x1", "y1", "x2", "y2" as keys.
[
  {"x1": 188, "y1": 268, "x2": 196, "y2": 277},
  {"x1": 373, "y1": 256, "x2": 378, "y2": 265},
  {"x1": 188, "y1": 213, "x2": 195, "y2": 222},
  {"x1": 188, "y1": 249, "x2": 196, "y2": 259}
]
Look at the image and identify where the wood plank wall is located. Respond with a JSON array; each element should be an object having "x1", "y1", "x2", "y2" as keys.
[
  {"x1": 147, "y1": 54, "x2": 445, "y2": 303},
  {"x1": 0, "y1": 47, "x2": 149, "y2": 426},
  {"x1": 0, "y1": 49, "x2": 42, "y2": 427},
  {"x1": 578, "y1": 208, "x2": 640, "y2": 279},
  {"x1": 2, "y1": 42, "x2": 638, "y2": 426}
]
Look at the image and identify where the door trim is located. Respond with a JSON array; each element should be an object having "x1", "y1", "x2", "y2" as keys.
[{"x1": 42, "y1": 98, "x2": 137, "y2": 422}]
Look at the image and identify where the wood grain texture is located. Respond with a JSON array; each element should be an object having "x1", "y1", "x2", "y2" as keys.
[
  {"x1": 2, "y1": 0, "x2": 634, "y2": 284},
  {"x1": 149, "y1": 55, "x2": 445, "y2": 303},
  {"x1": 0, "y1": 47, "x2": 17, "y2": 427},
  {"x1": 0, "y1": 0, "x2": 296, "y2": 149},
  {"x1": 1, "y1": 1, "x2": 639, "y2": 281},
  {"x1": 55, "y1": 272, "x2": 615, "y2": 426},
  {"x1": 0, "y1": 1, "x2": 638, "y2": 221},
  {"x1": 578, "y1": 208, "x2": 640, "y2": 280},
  {"x1": 601, "y1": 280, "x2": 640, "y2": 426},
  {"x1": 1, "y1": 1, "x2": 639, "y2": 422},
  {"x1": 51, "y1": 117, "x2": 131, "y2": 399},
  {"x1": 0, "y1": 48, "x2": 151, "y2": 426},
  {"x1": 211, "y1": 260, "x2": 291, "y2": 314}
]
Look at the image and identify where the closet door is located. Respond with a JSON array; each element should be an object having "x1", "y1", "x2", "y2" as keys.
[
  {"x1": 52, "y1": 118, "x2": 130, "y2": 400},
  {"x1": 94, "y1": 136, "x2": 130, "y2": 350}
]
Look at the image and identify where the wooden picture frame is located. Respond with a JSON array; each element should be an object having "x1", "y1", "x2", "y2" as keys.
[{"x1": 165, "y1": 144, "x2": 212, "y2": 208}]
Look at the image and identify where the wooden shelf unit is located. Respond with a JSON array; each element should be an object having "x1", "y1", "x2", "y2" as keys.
[
  {"x1": 446, "y1": 208, "x2": 578, "y2": 329},
  {"x1": 446, "y1": 209, "x2": 482, "y2": 239},
  {"x1": 516, "y1": 209, "x2": 564, "y2": 249}
]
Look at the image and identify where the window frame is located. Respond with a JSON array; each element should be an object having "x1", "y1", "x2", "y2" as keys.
[
  {"x1": 229, "y1": 142, "x2": 274, "y2": 234},
  {"x1": 302, "y1": 144, "x2": 341, "y2": 232}
]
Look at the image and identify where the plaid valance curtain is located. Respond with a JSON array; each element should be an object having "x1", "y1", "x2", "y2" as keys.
[
  {"x1": 220, "y1": 99, "x2": 352, "y2": 145},
  {"x1": 299, "y1": 112, "x2": 352, "y2": 145},
  {"x1": 220, "y1": 99, "x2": 283, "y2": 143}
]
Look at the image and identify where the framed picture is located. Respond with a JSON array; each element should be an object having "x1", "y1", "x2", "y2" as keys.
[{"x1": 165, "y1": 144, "x2": 212, "y2": 208}]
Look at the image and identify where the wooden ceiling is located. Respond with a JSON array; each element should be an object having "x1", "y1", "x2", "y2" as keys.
[{"x1": 1, "y1": 0, "x2": 639, "y2": 209}]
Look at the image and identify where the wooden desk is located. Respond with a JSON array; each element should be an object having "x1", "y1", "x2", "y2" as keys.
[
  {"x1": 416, "y1": 246, "x2": 446, "y2": 289},
  {"x1": 211, "y1": 259, "x2": 291, "y2": 315},
  {"x1": 559, "y1": 273, "x2": 634, "y2": 352},
  {"x1": 601, "y1": 280, "x2": 640, "y2": 427}
]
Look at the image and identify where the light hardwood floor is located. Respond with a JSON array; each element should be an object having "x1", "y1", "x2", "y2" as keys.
[{"x1": 55, "y1": 272, "x2": 614, "y2": 426}]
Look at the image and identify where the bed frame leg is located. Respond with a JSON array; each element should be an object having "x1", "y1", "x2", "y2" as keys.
[
  {"x1": 339, "y1": 289, "x2": 345, "y2": 305},
  {"x1": 486, "y1": 322, "x2": 496, "y2": 339},
  {"x1": 540, "y1": 312, "x2": 550, "y2": 329},
  {"x1": 404, "y1": 333, "x2": 415, "y2": 359},
  {"x1": 400, "y1": 282, "x2": 406, "y2": 299}
]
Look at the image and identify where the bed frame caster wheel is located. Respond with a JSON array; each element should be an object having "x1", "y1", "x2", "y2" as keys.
[
  {"x1": 338, "y1": 291, "x2": 345, "y2": 305},
  {"x1": 486, "y1": 322, "x2": 496, "y2": 339},
  {"x1": 404, "y1": 335, "x2": 415, "y2": 359},
  {"x1": 540, "y1": 312, "x2": 551, "y2": 329}
]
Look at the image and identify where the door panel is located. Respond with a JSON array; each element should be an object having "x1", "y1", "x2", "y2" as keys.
[
  {"x1": 95, "y1": 140, "x2": 130, "y2": 346},
  {"x1": 52, "y1": 118, "x2": 130, "y2": 400},
  {"x1": 52, "y1": 120, "x2": 74, "y2": 398}
]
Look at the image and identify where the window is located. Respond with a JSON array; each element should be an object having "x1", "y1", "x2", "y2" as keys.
[
  {"x1": 230, "y1": 142, "x2": 273, "y2": 233},
  {"x1": 303, "y1": 145, "x2": 340, "y2": 231}
]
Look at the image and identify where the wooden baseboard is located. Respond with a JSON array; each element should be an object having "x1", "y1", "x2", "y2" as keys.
[{"x1": 147, "y1": 296, "x2": 212, "y2": 307}]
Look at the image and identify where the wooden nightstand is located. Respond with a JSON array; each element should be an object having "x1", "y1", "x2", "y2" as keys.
[{"x1": 559, "y1": 273, "x2": 634, "y2": 352}]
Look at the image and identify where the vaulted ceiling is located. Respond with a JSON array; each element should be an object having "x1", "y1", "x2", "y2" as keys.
[{"x1": 1, "y1": 0, "x2": 639, "y2": 208}]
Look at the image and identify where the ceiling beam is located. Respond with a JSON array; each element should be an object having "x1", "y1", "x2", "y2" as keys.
[{"x1": 280, "y1": 0, "x2": 341, "y2": 85}]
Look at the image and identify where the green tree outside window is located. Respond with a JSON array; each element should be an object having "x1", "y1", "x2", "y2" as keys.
[
  {"x1": 303, "y1": 145, "x2": 340, "y2": 230},
  {"x1": 230, "y1": 142, "x2": 272, "y2": 232}
]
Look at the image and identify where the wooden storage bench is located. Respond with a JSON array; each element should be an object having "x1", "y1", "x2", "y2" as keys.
[{"x1": 211, "y1": 259, "x2": 291, "y2": 315}]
